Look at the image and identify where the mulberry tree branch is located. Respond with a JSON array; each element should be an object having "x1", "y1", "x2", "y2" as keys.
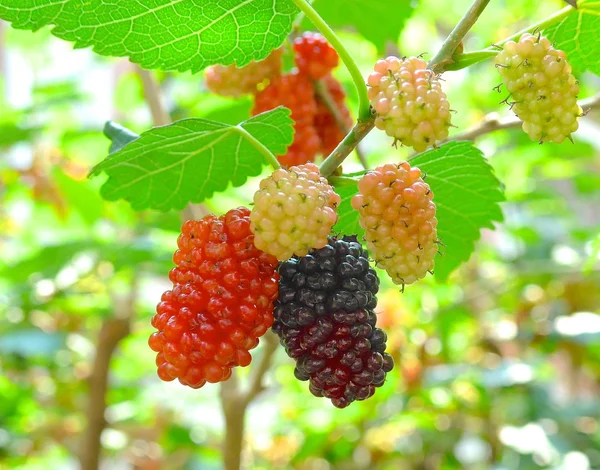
[
  {"x1": 220, "y1": 332, "x2": 279, "y2": 470},
  {"x1": 446, "y1": 93, "x2": 600, "y2": 142},
  {"x1": 80, "y1": 277, "x2": 137, "y2": 470},
  {"x1": 428, "y1": 0, "x2": 492, "y2": 74}
]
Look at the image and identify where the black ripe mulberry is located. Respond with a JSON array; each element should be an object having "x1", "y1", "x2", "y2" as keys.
[{"x1": 273, "y1": 236, "x2": 394, "y2": 408}]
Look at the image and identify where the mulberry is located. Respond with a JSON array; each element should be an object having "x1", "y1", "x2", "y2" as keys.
[
  {"x1": 294, "y1": 32, "x2": 340, "y2": 80},
  {"x1": 148, "y1": 208, "x2": 279, "y2": 388},
  {"x1": 352, "y1": 162, "x2": 438, "y2": 286},
  {"x1": 205, "y1": 48, "x2": 283, "y2": 97},
  {"x1": 250, "y1": 163, "x2": 340, "y2": 261},
  {"x1": 368, "y1": 56, "x2": 451, "y2": 152},
  {"x1": 495, "y1": 33, "x2": 581, "y2": 143},
  {"x1": 253, "y1": 72, "x2": 320, "y2": 166},
  {"x1": 273, "y1": 236, "x2": 394, "y2": 408}
]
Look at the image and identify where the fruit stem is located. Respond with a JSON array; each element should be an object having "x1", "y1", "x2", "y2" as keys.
[
  {"x1": 236, "y1": 125, "x2": 281, "y2": 170},
  {"x1": 320, "y1": 115, "x2": 375, "y2": 177},
  {"x1": 291, "y1": 0, "x2": 371, "y2": 120},
  {"x1": 428, "y1": 0, "x2": 492, "y2": 74},
  {"x1": 314, "y1": 79, "x2": 369, "y2": 170},
  {"x1": 445, "y1": 4, "x2": 574, "y2": 71}
]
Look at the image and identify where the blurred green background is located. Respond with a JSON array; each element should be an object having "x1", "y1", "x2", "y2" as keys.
[{"x1": 1, "y1": 0, "x2": 600, "y2": 468}]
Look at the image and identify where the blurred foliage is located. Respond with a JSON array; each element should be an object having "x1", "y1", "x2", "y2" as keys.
[{"x1": 1, "y1": 0, "x2": 600, "y2": 469}]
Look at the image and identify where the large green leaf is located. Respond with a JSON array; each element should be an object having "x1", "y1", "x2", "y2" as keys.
[
  {"x1": 545, "y1": 0, "x2": 600, "y2": 76},
  {"x1": 90, "y1": 107, "x2": 294, "y2": 211},
  {"x1": 332, "y1": 142, "x2": 504, "y2": 281},
  {"x1": 308, "y1": 0, "x2": 414, "y2": 52},
  {"x1": 0, "y1": 0, "x2": 298, "y2": 73}
]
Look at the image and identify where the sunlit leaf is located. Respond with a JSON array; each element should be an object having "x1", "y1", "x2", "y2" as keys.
[
  {"x1": 91, "y1": 108, "x2": 294, "y2": 211},
  {"x1": 0, "y1": 0, "x2": 299, "y2": 73},
  {"x1": 308, "y1": 0, "x2": 414, "y2": 51},
  {"x1": 333, "y1": 142, "x2": 504, "y2": 281},
  {"x1": 545, "y1": 0, "x2": 600, "y2": 75}
]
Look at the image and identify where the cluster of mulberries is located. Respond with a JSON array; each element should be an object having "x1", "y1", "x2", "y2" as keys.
[
  {"x1": 352, "y1": 162, "x2": 438, "y2": 286},
  {"x1": 252, "y1": 72, "x2": 321, "y2": 167},
  {"x1": 148, "y1": 208, "x2": 279, "y2": 388},
  {"x1": 249, "y1": 32, "x2": 351, "y2": 166},
  {"x1": 250, "y1": 163, "x2": 340, "y2": 260},
  {"x1": 368, "y1": 56, "x2": 452, "y2": 152},
  {"x1": 294, "y1": 32, "x2": 340, "y2": 80},
  {"x1": 273, "y1": 236, "x2": 394, "y2": 408},
  {"x1": 495, "y1": 33, "x2": 581, "y2": 143},
  {"x1": 205, "y1": 49, "x2": 283, "y2": 97}
]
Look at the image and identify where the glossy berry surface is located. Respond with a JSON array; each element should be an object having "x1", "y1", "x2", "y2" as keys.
[
  {"x1": 273, "y1": 236, "x2": 394, "y2": 408},
  {"x1": 250, "y1": 163, "x2": 340, "y2": 261},
  {"x1": 495, "y1": 33, "x2": 581, "y2": 143},
  {"x1": 294, "y1": 32, "x2": 340, "y2": 80},
  {"x1": 253, "y1": 72, "x2": 320, "y2": 166},
  {"x1": 368, "y1": 56, "x2": 451, "y2": 152},
  {"x1": 205, "y1": 48, "x2": 283, "y2": 97},
  {"x1": 352, "y1": 162, "x2": 438, "y2": 286},
  {"x1": 148, "y1": 208, "x2": 279, "y2": 388}
]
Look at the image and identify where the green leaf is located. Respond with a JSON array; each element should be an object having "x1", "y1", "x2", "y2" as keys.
[
  {"x1": 90, "y1": 107, "x2": 294, "y2": 211},
  {"x1": 104, "y1": 121, "x2": 139, "y2": 154},
  {"x1": 0, "y1": 0, "x2": 298, "y2": 73},
  {"x1": 545, "y1": 0, "x2": 600, "y2": 75},
  {"x1": 410, "y1": 142, "x2": 504, "y2": 280},
  {"x1": 0, "y1": 122, "x2": 39, "y2": 147},
  {"x1": 333, "y1": 180, "x2": 365, "y2": 239},
  {"x1": 333, "y1": 142, "x2": 504, "y2": 281},
  {"x1": 52, "y1": 168, "x2": 103, "y2": 225},
  {"x1": 308, "y1": 0, "x2": 414, "y2": 52}
]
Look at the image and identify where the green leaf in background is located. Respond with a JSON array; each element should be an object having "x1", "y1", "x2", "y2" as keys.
[
  {"x1": 308, "y1": 0, "x2": 414, "y2": 52},
  {"x1": 545, "y1": 0, "x2": 600, "y2": 76},
  {"x1": 90, "y1": 107, "x2": 294, "y2": 211},
  {"x1": 332, "y1": 142, "x2": 504, "y2": 281},
  {"x1": 52, "y1": 168, "x2": 103, "y2": 226},
  {"x1": 0, "y1": 0, "x2": 298, "y2": 73},
  {"x1": 0, "y1": 122, "x2": 39, "y2": 147}
]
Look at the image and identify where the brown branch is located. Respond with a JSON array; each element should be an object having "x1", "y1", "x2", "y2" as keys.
[
  {"x1": 137, "y1": 67, "x2": 170, "y2": 127},
  {"x1": 220, "y1": 331, "x2": 279, "y2": 470},
  {"x1": 447, "y1": 93, "x2": 600, "y2": 142},
  {"x1": 314, "y1": 79, "x2": 369, "y2": 170},
  {"x1": 244, "y1": 331, "x2": 279, "y2": 404},
  {"x1": 80, "y1": 279, "x2": 138, "y2": 470}
]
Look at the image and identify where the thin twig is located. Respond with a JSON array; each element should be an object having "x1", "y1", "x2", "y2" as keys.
[
  {"x1": 320, "y1": 115, "x2": 376, "y2": 177},
  {"x1": 137, "y1": 67, "x2": 170, "y2": 127},
  {"x1": 447, "y1": 93, "x2": 600, "y2": 142},
  {"x1": 314, "y1": 79, "x2": 369, "y2": 170},
  {"x1": 428, "y1": 0, "x2": 492, "y2": 73},
  {"x1": 220, "y1": 332, "x2": 280, "y2": 470},
  {"x1": 80, "y1": 277, "x2": 138, "y2": 470},
  {"x1": 244, "y1": 331, "x2": 279, "y2": 404}
]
